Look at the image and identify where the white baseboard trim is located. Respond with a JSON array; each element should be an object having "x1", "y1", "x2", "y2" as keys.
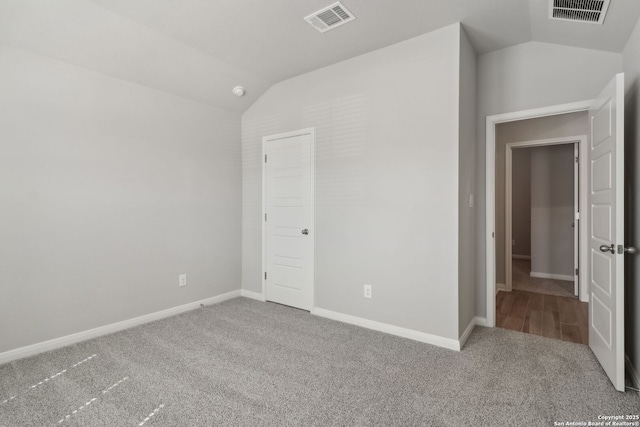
[
  {"x1": 626, "y1": 354, "x2": 640, "y2": 394},
  {"x1": 474, "y1": 316, "x2": 488, "y2": 327},
  {"x1": 459, "y1": 317, "x2": 490, "y2": 349},
  {"x1": 530, "y1": 271, "x2": 574, "y2": 282},
  {"x1": 310, "y1": 307, "x2": 461, "y2": 351},
  {"x1": 496, "y1": 283, "x2": 507, "y2": 294},
  {"x1": 240, "y1": 289, "x2": 266, "y2": 301},
  {"x1": 459, "y1": 318, "x2": 476, "y2": 350},
  {"x1": 0, "y1": 289, "x2": 241, "y2": 365},
  {"x1": 512, "y1": 254, "x2": 531, "y2": 260}
]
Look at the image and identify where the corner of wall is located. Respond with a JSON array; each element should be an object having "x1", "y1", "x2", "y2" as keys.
[{"x1": 458, "y1": 21, "x2": 478, "y2": 337}]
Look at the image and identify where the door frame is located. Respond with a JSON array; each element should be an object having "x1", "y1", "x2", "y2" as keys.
[
  {"x1": 504, "y1": 136, "x2": 588, "y2": 301},
  {"x1": 485, "y1": 100, "x2": 592, "y2": 327},
  {"x1": 261, "y1": 128, "x2": 316, "y2": 309}
]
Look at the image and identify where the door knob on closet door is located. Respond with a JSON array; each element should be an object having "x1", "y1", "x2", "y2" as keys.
[
  {"x1": 599, "y1": 244, "x2": 615, "y2": 254},
  {"x1": 301, "y1": 229, "x2": 309, "y2": 235}
]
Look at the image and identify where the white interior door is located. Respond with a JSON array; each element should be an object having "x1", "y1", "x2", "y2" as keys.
[
  {"x1": 263, "y1": 130, "x2": 314, "y2": 311},
  {"x1": 588, "y1": 73, "x2": 625, "y2": 391}
]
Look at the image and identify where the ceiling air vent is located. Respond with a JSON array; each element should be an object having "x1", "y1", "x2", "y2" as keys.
[
  {"x1": 304, "y1": 2, "x2": 356, "y2": 33},
  {"x1": 549, "y1": 0, "x2": 611, "y2": 24}
]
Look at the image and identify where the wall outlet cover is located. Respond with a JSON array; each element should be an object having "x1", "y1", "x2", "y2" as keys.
[
  {"x1": 179, "y1": 274, "x2": 187, "y2": 287},
  {"x1": 364, "y1": 284, "x2": 372, "y2": 299}
]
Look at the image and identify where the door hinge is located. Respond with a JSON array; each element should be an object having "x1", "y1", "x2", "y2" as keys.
[
  {"x1": 575, "y1": 156, "x2": 579, "y2": 163},
  {"x1": 264, "y1": 272, "x2": 267, "y2": 280},
  {"x1": 575, "y1": 212, "x2": 580, "y2": 220},
  {"x1": 265, "y1": 213, "x2": 267, "y2": 221},
  {"x1": 575, "y1": 268, "x2": 579, "y2": 276},
  {"x1": 264, "y1": 154, "x2": 267, "y2": 163}
]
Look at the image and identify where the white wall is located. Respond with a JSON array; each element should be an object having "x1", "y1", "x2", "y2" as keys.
[
  {"x1": 494, "y1": 112, "x2": 587, "y2": 284},
  {"x1": 476, "y1": 42, "x2": 622, "y2": 316},
  {"x1": 622, "y1": 16, "x2": 640, "y2": 387},
  {"x1": 530, "y1": 145, "x2": 575, "y2": 279},
  {"x1": 0, "y1": 45, "x2": 241, "y2": 354},
  {"x1": 511, "y1": 148, "x2": 531, "y2": 258},
  {"x1": 242, "y1": 24, "x2": 463, "y2": 340},
  {"x1": 458, "y1": 26, "x2": 477, "y2": 336}
]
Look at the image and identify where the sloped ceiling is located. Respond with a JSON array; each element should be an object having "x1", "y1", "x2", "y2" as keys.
[{"x1": 1, "y1": 0, "x2": 639, "y2": 112}]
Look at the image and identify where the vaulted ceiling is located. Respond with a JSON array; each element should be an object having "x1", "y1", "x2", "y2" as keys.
[{"x1": 1, "y1": 0, "x2": 639, "y2": 112}]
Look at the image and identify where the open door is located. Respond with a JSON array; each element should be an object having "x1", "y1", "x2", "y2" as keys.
[{"x1": 588, "y1": 73, "x2": 626, "y2": 391}]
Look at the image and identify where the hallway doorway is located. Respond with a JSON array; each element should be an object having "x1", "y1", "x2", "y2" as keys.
[{"x1": 493, "y1": 117, "x2": 589, "y2": 345}]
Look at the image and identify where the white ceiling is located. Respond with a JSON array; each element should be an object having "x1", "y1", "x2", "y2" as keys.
[{"x1": 1, "y1": 0, "x2": 639, "y2": 112}]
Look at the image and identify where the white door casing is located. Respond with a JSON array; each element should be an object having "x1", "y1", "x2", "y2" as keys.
[
  {"x1": 485, "y1": 100, "x2": 593, "y2": 327},
  {"x1": 588, "y1": 73, "x2": 625, "y2": 392},
  {"x1": 262, "y1": 129, "x2": 315, "y2": 311}
]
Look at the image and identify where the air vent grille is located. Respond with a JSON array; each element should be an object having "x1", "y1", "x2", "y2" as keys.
[
  {"x1": 305, "y1": 2, "x2": 356, "y2": 33},
  {"x1": 549, "y1": 0, "x2": 610, "y2": 24}
]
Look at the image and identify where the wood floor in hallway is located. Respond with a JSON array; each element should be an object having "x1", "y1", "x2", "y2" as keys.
[{"x1": 496, "y1": 290, "x2": 589, "y2": 345}]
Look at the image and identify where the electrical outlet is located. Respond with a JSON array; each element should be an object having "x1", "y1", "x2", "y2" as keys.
[
  {"x1": 179, "y1": 274, "x2": 187, "y2": 287},
  {"x1": 364, "y1": 284, "x2": 372, "y2": 299}
]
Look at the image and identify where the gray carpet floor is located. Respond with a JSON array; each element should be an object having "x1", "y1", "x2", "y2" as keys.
[
  {"x1": 512, "y1": 259, "x2": 575, "y2": 298},
  {"x1": 0, "y1": 297, "x2": 638, "y2": 426}
]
